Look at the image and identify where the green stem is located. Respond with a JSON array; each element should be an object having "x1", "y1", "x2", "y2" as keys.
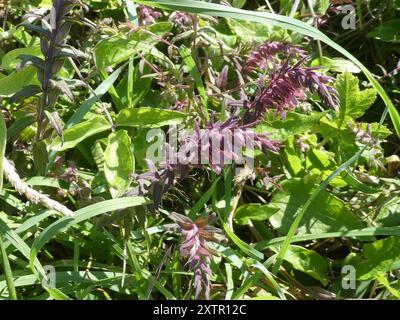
[{"x1": 0, "y1": 235, "x2": 17, "y2": 300}]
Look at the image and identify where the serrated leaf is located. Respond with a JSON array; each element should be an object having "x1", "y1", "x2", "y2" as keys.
[{"x1": 336, "y1": 72, "x2": 377, "y2": 120}]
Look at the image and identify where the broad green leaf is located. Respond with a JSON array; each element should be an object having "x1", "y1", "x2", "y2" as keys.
[
  {"x1": 255, "y1": 112, "x2": 326, "y2": 140},
  {"x1": 116, "y1": 62, "x2": 152, "y2": 108},
  {"x1": 367, "y1": 20, "x2": 400, "y2": 43},
  {"x1": 269, "y1": 179, "x2": 365, "y2": 235},
  {"x1": 94, "y1": 23, "x2": 174, "y2": 70},
  {"x1": 51, "y1": 116, "x2": 111, "y2": 152},
  {"x1": 29, "y1": 197, "x2": 151, "y2": 273},
  {"x1": 283, "y1": 136, "x2": 303, "y2": 176},
  {"x1": 226, "y1": 19, "x2": 272, "y2": 44},
  {"x1": 336, "y1": 72, "x2": 377, "y2": 120},
  {"x1": 94, "y1": 37, "x2": 136, "y2": 70},
  {"x1": 376, "y1": 197, "x2": 400, "y2": 227},
  {"x1": 311, "y1": 57, "x2": 361, "y2": 73},
  {"x1": 0, "y1": 66, "x2": 38, "y2": 97},
  {"x1": 1, "y1": 46, "x2": 42, "y2": 71},
  {"x1": 305, "y1": 148, "x2": 333, "y2": 170},
  {"x1": 270, "y1": 245, "x2": 329, "y2": 285},
  {"x1": 355, "y1": 237, "x2": 400, "y2": 280},
  {"x1": 234, "y1": 204, "x2": 279, "y2": 225},
  {"x1": 104, "y1": 130, "x2": 135, "y2": 198},
  {"x1": 116, "y1": 107, "x2": 186, "y2": 127}
]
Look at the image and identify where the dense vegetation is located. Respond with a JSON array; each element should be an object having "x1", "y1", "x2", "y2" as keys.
[{"x1": 0, "y1": 0, "x2": 399, "y2": 300}]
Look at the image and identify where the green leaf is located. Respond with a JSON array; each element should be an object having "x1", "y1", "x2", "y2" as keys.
[
  {"x1": 94, "y1": 23, "x2": 173, "y2": 70},
  {"x1": 367, "y1": 20, "x2": 400, "y2": 43},
  {"x1": 269, "y1": 179, "x2": 365, "y2": 235},
  {"x1": 374, "y1": 272, "x2": 400, "y2": 299},
  {"x1": 222, "y1": 223, "x2": 264, "y2": 261},
  {"x1": 95, "y1": 37, "x2": 136, "y2": 70},
  {"x1": 179, "y1": 46, "x2": 208, "y2": 117},
  {"x1": 29, "y1": 197, "x2": 151, "y2": 273},
  {"x1": 254, "y1": 226, "x2": 400, "y2": 250},
  {"x1": 336, "y1": 72, "x2": 377, "y2": 120},
  {"x1": 1, "y1": 46, "x2": 42, "y2": 71},
  {"x1": 226, "y1": 19, "x2": 272, "y2": 44},
  {"x1": 188, "y1": 177, "x2": 220, "y2": 220},
  {"x1": 0, "y1": 235, "x2": 17, "y2": 299},
  {"x1": 116, "y1": 61, "x2": 152, "y2": 108},
  {"x1": 376, "y1": 196, "x2": 400, "y2": 227},
  {"x1": 0, "y1": 217, "x2": 46, "y2": 278},
  {"x1": 0, "y1": 111, "x2": 6, "y2": 190},
  {"x1": 234, "y1": 204, "x2": 279, "y2": 226},
  {"x1": 116, "y1": 107, "x2": 186, "y2": 127},
  {"x1": 51, "y1": 116, "x2": 111, "y2": 152},
  {"x1": 255, "y1": 111, "x2": 326, "y2": 140},
  {"x1": 311, "y1": 57, "x2": 361, "y2": 73},
  {"x1": 0, "y1": 66, "x2": 38, "y2": 97},
  {"x1": 66, "y1": 63, "x2": 127, "y2": 129},
  {"x1": 341, "y1": 170, "x2": 381, "y2": 194},
  {"x1": 270, "y1": 245, "x2": 329, "y2": 285},
  {"x1": 355, "y1": 237, "x2": 400, "y2": 280},
  {"x1": 104, "y1": 130, "x2": 135, "y2": 198}
]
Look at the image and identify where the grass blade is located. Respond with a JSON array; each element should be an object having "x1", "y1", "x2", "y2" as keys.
[
  {"x1": 0, "y1": 235, "x2": 17, "y2": 300},
  {"x1": 29, "y1": 197, "x2": 150, "y2": 273}
]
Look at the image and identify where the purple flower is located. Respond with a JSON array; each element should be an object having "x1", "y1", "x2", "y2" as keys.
[
  {"x1": 247, "y1": 59, "x2": 338, "y2": 120},
  {"x1": 177, "y1": 117, "x2": 280, "y2": 174},
  {"x1": 132, "y1": 156, "x2": 190, "y2": 209},
  {"x1": 171, "y1": 11, "x2": 194, "y2": 28},
  {"x1": 60, "y1": 162, "x2": 78, "y2": 183},
  {"x1": 246, "y1": 41, "x2": 306, "y2": 71},
  {"x1": 137, "y1": 5, "x2": 162, "y2": 26},
  {"x1": 172, "y1": 99, "x2": 189, "y2": 111},
  {"x1": 168, "y1": 212, "x2": 225, "y2": 300},
  {"x1": 130, "y1": 117, "x2": 280, "y2": 204}
]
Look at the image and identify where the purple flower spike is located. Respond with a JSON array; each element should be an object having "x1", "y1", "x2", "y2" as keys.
[
  {"x1": 180, "y1": 223, "x2": 212, "y2": 299},
  {"x1": 246, "y1": 41, "x2": 306, "y2": 71},
  {"x1": 169, "y1": 212, "x2": 225, "y2": 300},
  {"x1": 248, "y1": 60, "x2": 338, "y2": 121},
  {"x1": 137, "y1": 5, "x2": 162, "y2": 26},
  {"x1": 171, "y1": 11, "x2": 194, "y2": 28}
]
